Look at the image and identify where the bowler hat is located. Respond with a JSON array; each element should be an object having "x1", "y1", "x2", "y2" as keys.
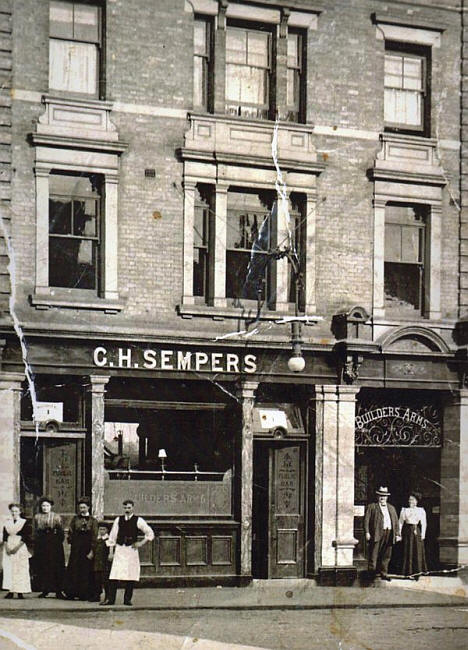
[{"x1": 375, "y1": 486, "x2": 390, "y2": 496}]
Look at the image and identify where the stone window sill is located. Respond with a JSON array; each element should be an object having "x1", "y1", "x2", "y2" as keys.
[
  {"x1": 30, "y1": 292, "x2": 125, "y2": 314},
  {"x1": 176, "y1": 302, "x2": 321, "y2": 325}
]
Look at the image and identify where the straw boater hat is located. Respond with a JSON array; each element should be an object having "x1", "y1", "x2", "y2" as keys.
[{"x1": 376, "y1": 486, "x2": 390, "y2": 496}]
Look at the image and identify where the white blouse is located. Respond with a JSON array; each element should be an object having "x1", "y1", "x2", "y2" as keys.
[{"x1": 399, "y1": 506, "x2": 427, "y2": 539}]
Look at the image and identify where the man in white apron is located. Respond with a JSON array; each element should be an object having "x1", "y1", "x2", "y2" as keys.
[{"x1": 101, "y1": 500, "x2": 154, "y2": 606}]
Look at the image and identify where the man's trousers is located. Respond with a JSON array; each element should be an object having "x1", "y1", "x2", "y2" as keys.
[{"x1": 368, "y1": 529, "x2": 393, "y2": 576}]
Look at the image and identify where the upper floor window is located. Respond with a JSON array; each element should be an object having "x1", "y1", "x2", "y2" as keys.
[
  {"x1": 384, "y1": 43, "x2": 429, "y2": 135},
  {"x1": 225, "y1": 25, "x2": 271, "y2": 119},
  {"x1": 49, "y1": 173, "x2": 101, "y2": 291},
  {"x1": 193, "y1": 186, "x2": 212, "y2": 301},
  {"x1": 286, "y1": 31, "x2": 305, "y2": 123},
  {"x1": 49, "y1": 1, "x2": 102, "y2": 97},
  {"x1": 384, "y1": 204, "x2": 427, "y2": 315},
  {"x1": 193, "y1": 16, "x2": 211, "y2": 110},
  {"x1": 226, "y1": 190, "x2": 274, "y2": 304}
]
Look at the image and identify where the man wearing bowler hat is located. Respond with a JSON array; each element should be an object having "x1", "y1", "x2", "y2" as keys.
[{"x1": 364, "y1": 486, "x2": 400, "y2": 581}]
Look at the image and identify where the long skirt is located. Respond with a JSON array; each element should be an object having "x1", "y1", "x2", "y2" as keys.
[
  {"x1": 65, "y1": 533, "x2": 94, "y2": 599},
  {"x1": 33, "y1": 530, "x2": 65, "y2": 593},
  {"x1": 401, "y1": 523, "x2": 427, "y2": 576},
  {"x1": 2, "y1": 535, "x2": 32, "y2": 593}
]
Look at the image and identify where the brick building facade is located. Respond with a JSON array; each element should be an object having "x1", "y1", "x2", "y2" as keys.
[{"x1": 0, "y1": 0, "x2": 466, "y2": 585}]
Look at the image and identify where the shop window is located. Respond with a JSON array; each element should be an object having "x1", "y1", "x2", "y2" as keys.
[
  {"x1": 226, "y1": 190, "x2": 274, "y2": 304},
  {"x1": 193, "y1": 15, "x2": 212, "y2": 110},
  {"x1": 49, "y1": 1, "x2": 102, "y2": 97},
  {"x1": 193, "y1": 186, "x2": 212, "y2": 301},
  {"x1": 225, "y1": 24, "x2": 271, "y2": 119},
  {"x1": 286, "y1": 30, "x2": 305, "y2": 123},
  {"x1": 104, "y1": 409, "x2": 233, "y2": 479},
  {"x1": 48, "y1": 173, "x2": 102, "y2": 292},
  {"x1": 384, "y1": 42, "x2": 430, "y2": 135},
  {"x1": 384, "y1": 204, "x2": 427, "y2": 314}
]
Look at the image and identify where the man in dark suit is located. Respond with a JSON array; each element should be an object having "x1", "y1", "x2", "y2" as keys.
[{"x1": 364, "y1": 486, "x2": 401, "y2": 581}]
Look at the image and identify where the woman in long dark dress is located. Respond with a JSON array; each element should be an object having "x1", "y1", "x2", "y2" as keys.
[
  {"x1": 399, "y1": 492, "x2": 427, "y2": 578},
  {"x1": 33, "y1": 497, "x2": 66, "y2": 598},
  {"x1": 65, "y1": 497, "x2": 98, "y2": 601}
]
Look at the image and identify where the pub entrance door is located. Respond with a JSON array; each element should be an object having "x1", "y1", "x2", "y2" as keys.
[{"x1": 252, "y1": 441, "x2": 306, "y2": 578}]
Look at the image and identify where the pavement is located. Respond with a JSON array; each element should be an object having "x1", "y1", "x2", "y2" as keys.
[{"x1": 0, "y1": 577, "x2": 466, "y2": 612}]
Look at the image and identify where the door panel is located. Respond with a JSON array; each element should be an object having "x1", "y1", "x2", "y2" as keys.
[{"x1": 269, "y1": 444, "x2": 304, "y2": 578}]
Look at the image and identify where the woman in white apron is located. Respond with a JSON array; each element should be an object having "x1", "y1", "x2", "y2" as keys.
[{"x1": 2, "y1": 503, "x2": 32, "y2": 599}]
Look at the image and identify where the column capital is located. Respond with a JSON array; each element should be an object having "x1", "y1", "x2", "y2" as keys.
[
  {"x1": 0, "y1": 372, "x2": 25, "y2": 390},
  {"x1": 373, "y1": 197, "x2": 387, "y2": 209},
  {"x1": 238, "y1": 380, "x2": 258, "y2": 401},
  {"x1": 104, "y1": 173, "x2": 119, "y2": 185},
  {"x1": 444, "y1": 388, "x2": 468, "y2": 405},
  {"x1": 87, "y1": 375, "x2": 110, "y2": 393},
  {"x1": 183, "y1": 179, "x2": 197, "y2": 191},
  {"x1": 215, "y1": 183, "x2": 229, "y2": 195}
]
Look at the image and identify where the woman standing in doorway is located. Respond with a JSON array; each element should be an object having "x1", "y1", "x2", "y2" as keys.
[
  {"x1": 32, "y1": 497, "x2": 66, "y2": 598},
  {"x1": 399, "y1": 492, "x2": 427, "y2": 578},
  {"x1": 2, "y1": 503, "x2": 32, "y2": 599}
]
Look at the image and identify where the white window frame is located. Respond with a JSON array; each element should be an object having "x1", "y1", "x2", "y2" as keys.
[{"x1": 33, "y1": 147, "x2": 121, "y2": 311}]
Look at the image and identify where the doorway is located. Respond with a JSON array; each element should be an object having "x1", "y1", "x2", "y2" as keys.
[{"x1": 252, "y1": 441, "x2": 306, "y2": 578}]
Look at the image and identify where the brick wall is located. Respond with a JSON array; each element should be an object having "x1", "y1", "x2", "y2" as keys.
[{"x1": 8, "y1": 0, "x2": 463, "y2": 342}]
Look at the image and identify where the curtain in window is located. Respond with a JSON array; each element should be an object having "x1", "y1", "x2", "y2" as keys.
[{"x1": 49, "y1": 39, "x2": 98, "y2": 95}]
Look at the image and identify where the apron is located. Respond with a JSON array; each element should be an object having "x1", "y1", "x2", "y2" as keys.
[
  {"x1": 109, "y1": 544, "x2": 140, "y2": 582},
  {"x1": 2, "y1": 518, "x2": 32, "y2": 593}
]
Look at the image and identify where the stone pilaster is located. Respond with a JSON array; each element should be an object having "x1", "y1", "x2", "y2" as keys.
[
  {"x1": 313, "y1": 385, "x2": 358, "y2": 585},
  {"x1": 238, "y1": 380, "x2": 258, "y2": 580},
  {"x1": 213, "y1": 0, "x2": 228, "y2": 114},
  {"x1": 87, "y1": 375, "x2": 109, "y2": 519},
  {"x1": 439, "y1": 390, "x2": 468, "y2": 566},
  {"x1": 0, "y1": 372, "x2": 24, "y2": 515}
]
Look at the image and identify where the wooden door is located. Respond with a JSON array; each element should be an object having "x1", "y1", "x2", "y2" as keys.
[
  {"x1": 43, "y1": 439, "x2": 83, "y2": 521},
  {"x1": 269, "y1": 444, "x2": 305, "y2": 578}
]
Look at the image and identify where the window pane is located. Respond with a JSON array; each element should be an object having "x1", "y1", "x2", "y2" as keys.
[
  {"x1": 384, "y1": 88, "x2": 421, "y2": 127},
  {"x1": 193, "y1": 206, "x2": 207, "y2": 248},
  {"x1": 49, "y1": 237, "x2": 96, "y2": 289},
  {"x1": 73, "y1": 200, "x2": 97, "y2": 236},
  {"x1": 385, "y1": 262, "x2": 421, "y2": 311},
  {"x1": 50, "y1": 1, "x2": 73, "y2": 39},
  {"x1": 287, "y1": 33, "x2": 299, "y2": 68},
  {"x1": 401, "y1": 225, "x2": 421, "y2": 263},
  {"x1": 49, "y1": 39, "x2": 98, "y2": 95},
  {"x1": 287, "y1": 68, "x2": 298, "y2": 108},
  {"x1": 194, "y1": 19, "x2": 207, "y2": 56},
  {"x1": 385, "y1": 223, "x2": 401, "y2": 262},
  {"x1": 49, "y1": 198, "x2": 72, "y2": 234},
  {"x1": 226, "y1": 63, "x2": 242, "y2": 103},
  {"x1": 385, "y1": 55, "x2": 403, "y2": 78},
  {"x1": 403, "y1": 57, "x2": 422, "y2": 91},
  {"x1": 193, "y1": 248, "x2": 208, "y2": 297},
  {"x1": 227, "y1": 211, "x2": 263, "y2": 250},
  {"x1": 193, "y1": 56, "x2": 205, "y2": 107},
  {"x1": 74, "y1": 4, "x2": 99, "y2": 42},
  {"x1": 226, "y1": 29, "x2": 247, "y2": 64},
  {"x1": 239, "y1": 66, "x2": 267, "y2": 105},
  {"x1": 247, "y1": 31, "x2": 269, "y2": 68}
]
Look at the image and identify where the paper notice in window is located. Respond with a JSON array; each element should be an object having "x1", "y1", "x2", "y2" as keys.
[{"x1": 258, "y1": 409, "x2": 288, "y2": 430}]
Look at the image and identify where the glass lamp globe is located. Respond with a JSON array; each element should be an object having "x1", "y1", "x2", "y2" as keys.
[{"x1": 287, "y1": 354, "x2": 305, "y2": 373}]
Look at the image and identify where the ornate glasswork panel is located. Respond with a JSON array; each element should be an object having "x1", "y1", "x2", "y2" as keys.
[{"x1": 355, "y1": 403, "x2": 441, "y2": 447}]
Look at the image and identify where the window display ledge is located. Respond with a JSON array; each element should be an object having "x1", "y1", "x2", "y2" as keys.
[{"x1": 30, "y1": 292, "x2": 125, "y2": 314}]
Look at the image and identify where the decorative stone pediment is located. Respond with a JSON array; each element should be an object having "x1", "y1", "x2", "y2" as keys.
[{"x1": 378, "y1": 326, "x2": 451, "y2": 354}]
